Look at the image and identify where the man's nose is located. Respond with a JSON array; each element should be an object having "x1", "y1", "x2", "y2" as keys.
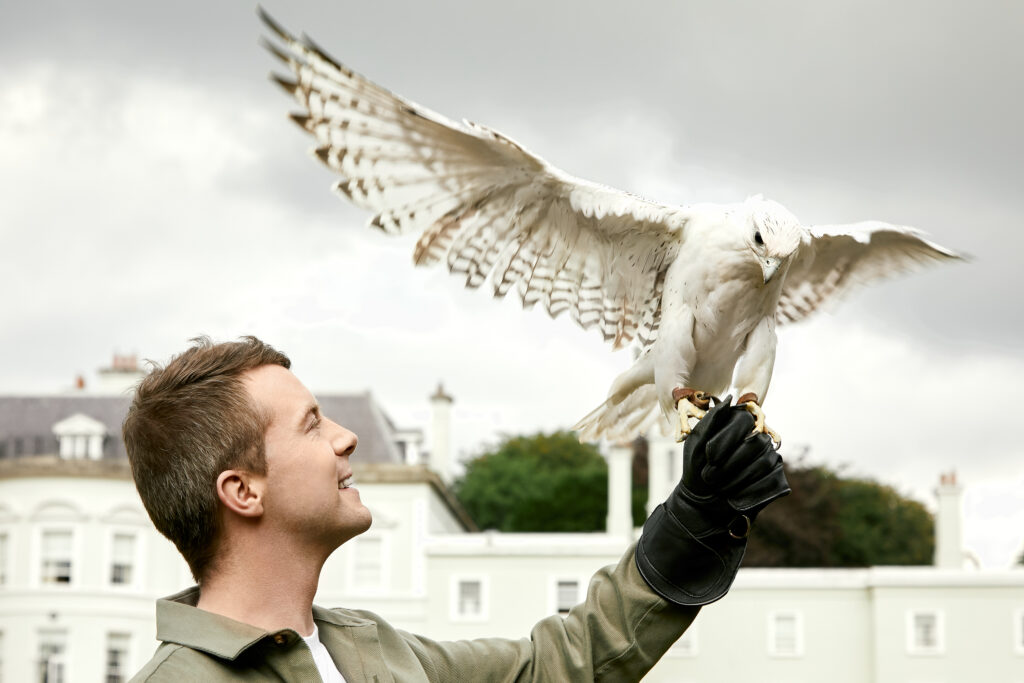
[{"x1": 327, "y1": 419, "x2": 358, "y2": 457}]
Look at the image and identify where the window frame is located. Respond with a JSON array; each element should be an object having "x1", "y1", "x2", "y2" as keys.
[
  {"x1": 0, "y1": 531, "x2": 9, "y2": 586},
  {"x1": 105, "y1": 632, "x2": 132, "y2": 683},
  {"x1": 1013, "y1": 607, "x2": 1024, "y2": 656},
  {"x1": 37, "y1": 527, "x2": 76, "y2": 588},
  {"x1": 107, "y1": 529, "x2": 141, "y2": 589},
  {"x1": 449, "y1": 574, "x2": 489, "y2": 623},
  {"x1": 37, "y1": 628, "x2": 69, "y2": 683},
  {"x1": 767, "y1": 609, "x2": 804, "y2": 658},
  {"x1": 548, "y1": 575, "x2": 586, "y2": 617},
  {"x1": 905, "y1": 608, "x2": 945, "y2": 656},
  {"x1": 346, "y1": 533, "x2": 390, "y2": 594},
  {"x1": 667, "y1": 624, "x2": 699, "y2": 658}
]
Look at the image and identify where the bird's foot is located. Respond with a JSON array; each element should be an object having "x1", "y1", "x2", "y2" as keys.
[
  {"x1": 672, "y1": 388, "x2": 712, "y2": 442},
  {"x1": 737, "y1": 393, "x2": 782, "y2": 449}
]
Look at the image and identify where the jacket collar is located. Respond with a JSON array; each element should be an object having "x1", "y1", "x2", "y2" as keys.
[{"x1": 156, "y1": 586, "x2": 374, "y2": 660}]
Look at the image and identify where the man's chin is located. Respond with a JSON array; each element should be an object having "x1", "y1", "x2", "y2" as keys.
[{"x1": 334, "y1": 510, "x2": 373, "y2": 546}]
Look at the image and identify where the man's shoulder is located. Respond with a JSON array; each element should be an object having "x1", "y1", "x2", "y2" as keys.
[
  {"x1": 315, "y1": 603, "x2": 386, "y2": 627},
  {"x1": 129, "y1": 642, "x2": 187, "y2": 682},
  {"x1": 315, "y1": 605, "x2": 427, "y2": 651},
  {"x1": 129, "y1": 641, "x2": 241, "y2": 682}
]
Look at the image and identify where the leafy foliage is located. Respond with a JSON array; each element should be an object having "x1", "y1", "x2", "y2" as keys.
[
  {"x1": 455, "y1": 433, "x2": 934, "y2": 567},
  {"x1": 454, "y1": 431, "x2": 647, "y2": 532},
  {"x1": 454, "y1": 432, "x2": 608, "y2": 532},
  {"x1": 746, "y1": 461, "x2": 934, "y2": 567}
]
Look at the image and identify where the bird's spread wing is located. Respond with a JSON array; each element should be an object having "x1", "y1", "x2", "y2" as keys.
[
  {"x1": 777, "y1": 221, "x2": 962, "y2": 324},
  {"x1": 260, "y1": 11, "x2": 688, "y2": 349}
]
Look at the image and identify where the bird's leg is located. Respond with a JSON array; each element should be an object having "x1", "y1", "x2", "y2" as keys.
[
  {"x1": 737, "y1": 392, "x2": 782, "y2": 449},
  {"x1": 672, "y1": 387, "x2": 712, "y2": 442}
]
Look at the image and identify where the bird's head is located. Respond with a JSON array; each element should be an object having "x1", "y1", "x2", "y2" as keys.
[{"x1": 744, "y1": 196, "x2": 803, "y2": 284}]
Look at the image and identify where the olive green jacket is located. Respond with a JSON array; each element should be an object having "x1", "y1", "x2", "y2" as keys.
[{"x1": 131, "y1": 546, "x2": 697, "y2": 682}]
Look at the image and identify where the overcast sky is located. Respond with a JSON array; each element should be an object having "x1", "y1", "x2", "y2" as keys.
[{"x1": 1, "y1": 1, "x2": 1021, "y2": 567}]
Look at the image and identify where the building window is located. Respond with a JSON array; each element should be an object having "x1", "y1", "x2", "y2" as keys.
[
  {"x1": 34, "y1": 436, "x2": 45, "y2": 454},
  {"x1": 555, "y1": 579, "x2": 580, "y2": 616},
  {"x1": 40, "y1": 531, "x2": 73, "y2": 585},
  {"x1": 768, "y1": 610, "x2": 803, "y2": 657},
  {"x1": 351, "y1": 536, "x2": 383, "y2": 590},
  {"x1": 458, "y1": 580, "x2": 482, "y2": 617},
  {"x1": 450, "y1": 575, "x2": 488, "y2": 622},
  {"x1": 13, "y1": 438, "x2": 23, "y2": 457},
  {"x1": 110, "y1": 534, "x2": 135, "y2": 586},
  {"x1": 38, "y1": 630, "x2": 67, "y2": 683},
  {"x1": 668, "y1": 626, "x2": 698, "y2": 657},
  {"x1": 106, "y1": 633, "x2": 130, "y2": 683},
  {"x1": 906, "y1": 609, "x2": 944, "y2": 655},
  {"x1": 1013, "y1": 608, "x2": 1024, "y2": 655},
  {"x1": 0, "y1": 532, "x2": 8, "y2": 585}
]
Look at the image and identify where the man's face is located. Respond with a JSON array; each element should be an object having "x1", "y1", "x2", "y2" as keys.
[{"x1": 244, "y1": 364, "x2": 371, "y2": 549}]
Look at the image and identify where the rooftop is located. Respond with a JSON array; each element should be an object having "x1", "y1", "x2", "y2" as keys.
[{"x1": 0, "y1": 392, "x2": 405, "y2": 465}]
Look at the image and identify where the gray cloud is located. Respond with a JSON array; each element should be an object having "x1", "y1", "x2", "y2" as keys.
[{"x1": 1, "y1": 1, "x2": 1020, "y2": 564}]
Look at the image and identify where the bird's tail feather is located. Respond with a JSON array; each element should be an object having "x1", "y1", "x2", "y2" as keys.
[{"x1": 573, "y1": 384, "x2": 664, "y2": 443}]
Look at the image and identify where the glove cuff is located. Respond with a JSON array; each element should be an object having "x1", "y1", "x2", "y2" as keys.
[{"x1": 635, "y1": 502, "x2": 747, "y2": 606}]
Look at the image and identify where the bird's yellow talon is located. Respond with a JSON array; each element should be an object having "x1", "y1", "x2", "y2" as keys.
[
  {"x1": 673, "y1": 388, "x2": 711, "y2": 442},
  {"x1": 742, "y1": 400, "x2": 782, "y2": 449}
]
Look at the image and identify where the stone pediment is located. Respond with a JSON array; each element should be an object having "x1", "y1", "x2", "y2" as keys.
[{"x1": 52, "y1": 413, "x2": 107, "y2": 436}]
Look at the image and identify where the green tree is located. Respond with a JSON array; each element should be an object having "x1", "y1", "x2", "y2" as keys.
[
  {"x1": 455, "y1": 434, "x2": 933, "y2": 567},
  {"x1": 746, "y1": 461, "x2": 934, "y2": 567},
  {"x1": 454, "y1": 431, "x2": 648, "y2": 532}
]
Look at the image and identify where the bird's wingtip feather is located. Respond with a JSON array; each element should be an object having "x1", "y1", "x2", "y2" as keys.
[
  {"x1": 269, "y1": 72, "x2": 299, "y2": 94},
  {"x1": 299, "y1": 31, "x2": 345, "y2": 72},
  {"x1": 257, "y1": 7, "x2": 294, "y2": 43}
]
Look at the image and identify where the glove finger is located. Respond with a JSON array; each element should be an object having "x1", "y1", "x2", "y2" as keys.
[
  {"x1": 714, "y1": 441, "x2": 780, "y2": 494},
  {"x1": 687, "y1": 395, "x2": 736, "y2": 446},
  {"x1": 727, "y1": 462, "x2": 791, "y2": 513},
  {"x1": 702, "y1": 432, "x2": 776, "y2": 489},
  {"x1": 701, "y1": 409, "x2": 756, "y2": 467},
  {"x1": 683, "y1": 396, "x2": 736, "y2": 482}
]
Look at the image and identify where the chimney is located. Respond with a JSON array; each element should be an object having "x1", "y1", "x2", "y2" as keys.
[
  {"x1": 97, "y1": 351, "x2": 146, "y2": 395},
  {"x1": 934, "y1": 470, "x2": 964, "y2": 568},
  {"x1": 606, "y1": 443, "x2": 633, "y2": 538},
  {"x1": 429, "y1": 383, "x2": 454, "y2": 485}
]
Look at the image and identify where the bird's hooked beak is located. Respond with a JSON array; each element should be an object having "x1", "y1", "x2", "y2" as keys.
[{"x1": 761, "y1": 256, "x2": 781, "y2": 284}]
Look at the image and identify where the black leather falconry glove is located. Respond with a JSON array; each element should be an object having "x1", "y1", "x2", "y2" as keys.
[{"x1": 636, "y1": 396, "x2": 790, "y2": 606}]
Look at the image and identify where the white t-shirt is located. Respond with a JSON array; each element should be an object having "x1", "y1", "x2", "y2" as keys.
[{"x1": 301, "y1": 624, "x2": 347, "y2": 683}]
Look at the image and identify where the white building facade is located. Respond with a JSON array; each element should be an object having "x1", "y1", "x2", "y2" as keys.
[{"x1": 1, "y1": 378, "x2": 1023, "y2": 682}]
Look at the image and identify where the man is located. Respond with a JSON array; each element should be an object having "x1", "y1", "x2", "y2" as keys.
[{"x1": 125, "y1": 336, "x2": 789, "y2": 681}]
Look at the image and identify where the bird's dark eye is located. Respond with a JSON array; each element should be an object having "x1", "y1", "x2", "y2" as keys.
[{"x1": 754, "y1": 231, "x2": 764, "y2": 245}]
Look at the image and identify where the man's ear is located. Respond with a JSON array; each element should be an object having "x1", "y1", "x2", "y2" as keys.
[{"x1": 215, "y1": 469, "x2": 265, "y2": 518}]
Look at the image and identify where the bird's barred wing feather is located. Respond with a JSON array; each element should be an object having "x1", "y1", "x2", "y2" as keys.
[
  {"x1": 777, "y1": 221, "x2": 961, "y2": 324},
  {"x1": 260, "y1": 10, "x2": 688, "y2": 349}
]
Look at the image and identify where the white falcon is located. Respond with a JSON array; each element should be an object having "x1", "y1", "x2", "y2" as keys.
[{"x1": 260, "y1": 11, "x2": 961, "y2": 444}]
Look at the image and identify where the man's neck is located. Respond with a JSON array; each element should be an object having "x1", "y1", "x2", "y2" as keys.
[{"x1": 196, "y1": 534, "x2": 327, "y2": 637}]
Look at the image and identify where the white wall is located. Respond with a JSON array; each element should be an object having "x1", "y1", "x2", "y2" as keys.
[
  {"x1": 4, "y1": 473, "x2": 1024, "y2": 683},
  {"x1": 0, "y1": 476, "x2": 189, "y2": 682},
  {"x1": 420, "y1": 533, "x2": 627, "y2": 640}
]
